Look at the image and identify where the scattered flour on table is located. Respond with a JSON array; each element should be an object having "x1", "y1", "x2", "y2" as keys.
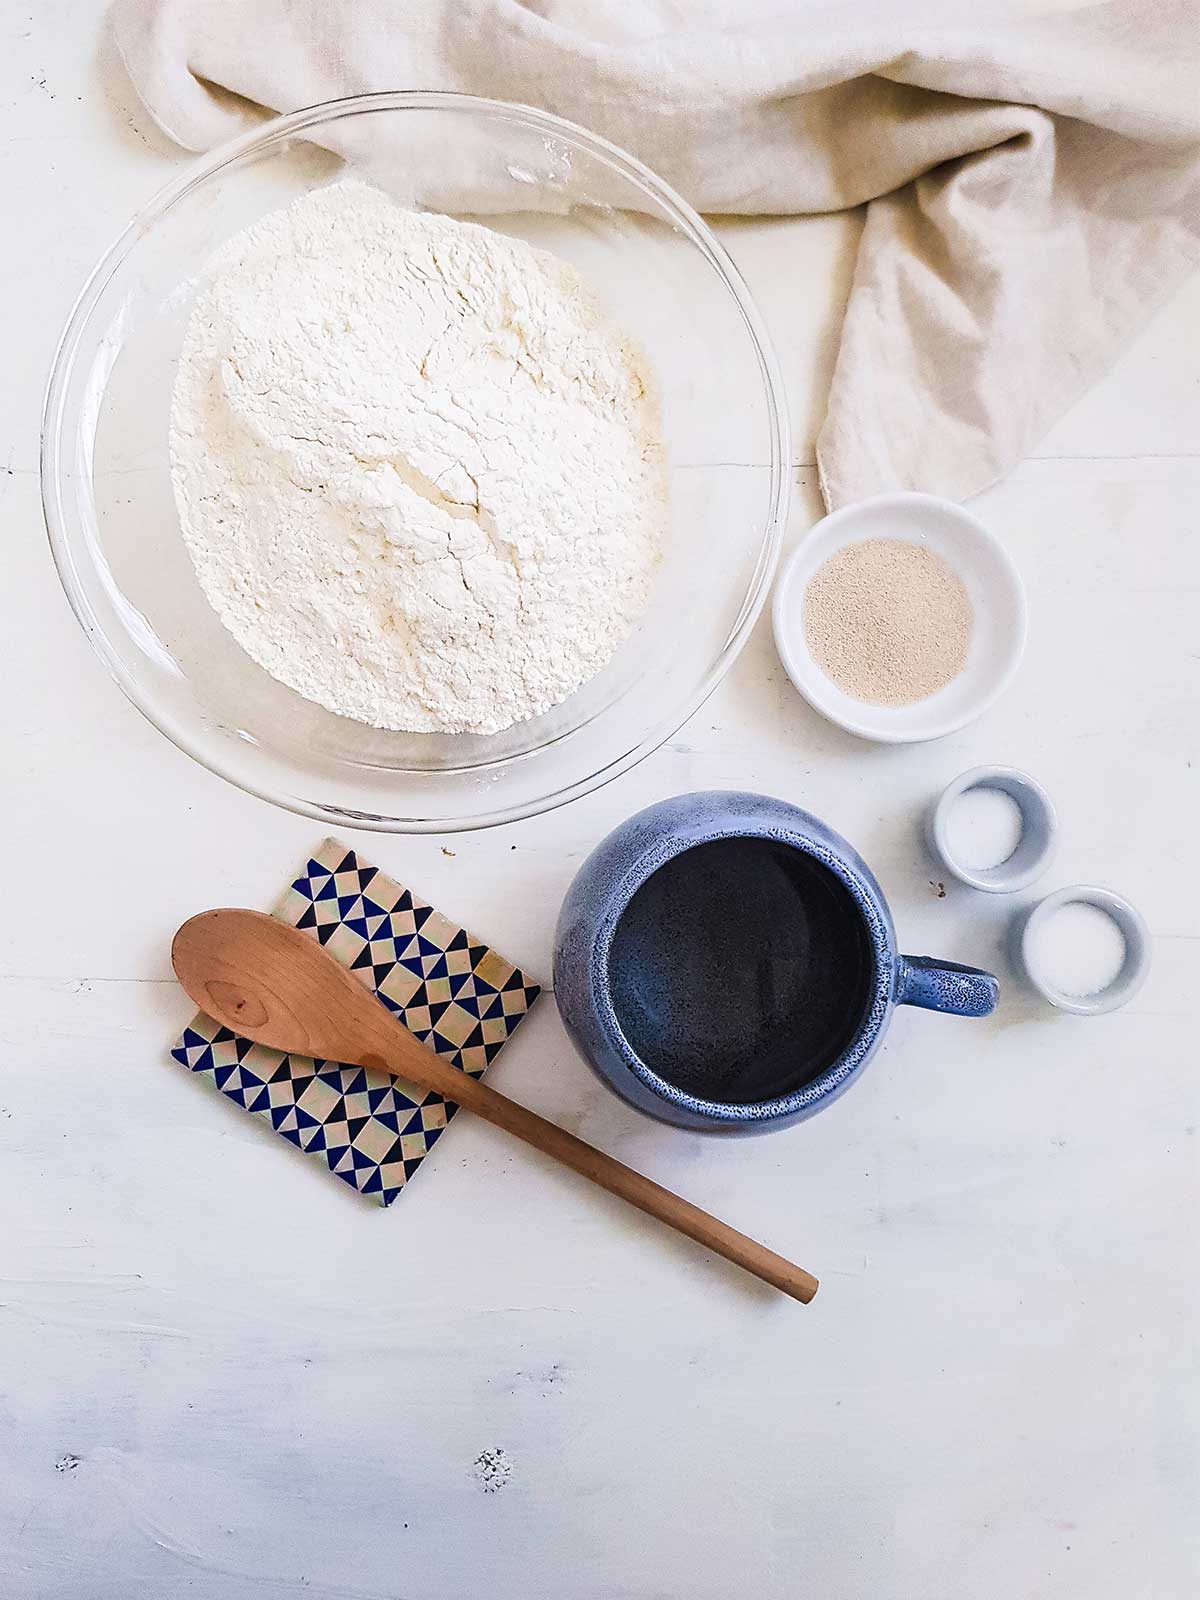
[{"x1": 170, "y1": 181, "x2": 666, "y2": 735}]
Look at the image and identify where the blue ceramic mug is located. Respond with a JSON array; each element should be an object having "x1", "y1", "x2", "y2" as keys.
[{"x1": 554, "y1": 791, "x2": 998, "y2": 1133}]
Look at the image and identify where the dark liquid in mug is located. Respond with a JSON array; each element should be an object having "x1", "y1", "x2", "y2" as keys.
[{"x1": 607, "y1": 837, "x2": 874, "y2": 1104}]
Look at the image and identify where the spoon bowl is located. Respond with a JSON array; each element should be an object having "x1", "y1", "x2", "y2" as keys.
[{"x1": 173, "y1": 908, "x2": 409, "y2": 1068}]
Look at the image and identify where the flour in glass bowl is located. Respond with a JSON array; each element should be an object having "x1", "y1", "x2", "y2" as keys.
[{"x1": 169, "y1": 181, "x2": 666, "y2": 735}]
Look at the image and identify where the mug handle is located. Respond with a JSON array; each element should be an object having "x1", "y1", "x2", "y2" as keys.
[{"x1": 896, "y1": 955, "x2": 999, "y2": 1018}]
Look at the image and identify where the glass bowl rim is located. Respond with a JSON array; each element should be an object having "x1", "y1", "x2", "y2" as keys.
[{"x1": 41, "y1": 90, "x2": 790, "y2": 832}]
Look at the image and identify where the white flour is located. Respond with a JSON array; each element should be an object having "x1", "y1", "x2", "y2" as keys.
[{"x1": 170, "y1": 182, "x2": 666, "y2": 735}]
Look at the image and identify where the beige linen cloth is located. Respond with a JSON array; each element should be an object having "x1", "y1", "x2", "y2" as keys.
[{"x1": 112, "y1": 0, "x2": 1200, "y2": 507}]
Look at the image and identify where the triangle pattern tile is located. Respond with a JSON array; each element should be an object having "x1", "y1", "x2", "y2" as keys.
[{"x1": 169, "y1": 837, "x2": 540, "y2": 1206}]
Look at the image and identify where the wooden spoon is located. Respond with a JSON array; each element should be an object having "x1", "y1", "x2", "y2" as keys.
[{"x1": 172, "y1": 909, "x2": 819, "y2": 1304}]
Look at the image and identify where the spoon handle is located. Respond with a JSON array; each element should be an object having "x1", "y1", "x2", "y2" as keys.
[{"x1": 366, "y1": 1022, "x2": 819, "y2": 1305}]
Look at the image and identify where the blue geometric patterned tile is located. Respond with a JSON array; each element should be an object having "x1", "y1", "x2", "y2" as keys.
[{"x1": 171, "y1": 838, "x2": 540, "y2": 1206}]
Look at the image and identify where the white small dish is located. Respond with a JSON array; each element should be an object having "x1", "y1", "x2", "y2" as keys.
[
  {"x1": 928, "y1": 765, "x2": 1057, "y2": 893},
  {"x1": 772, "y1": 492, "x2": 1027, "y2": 743},
  {"x1": 1016, "y1": 885, "x2": 1151, "y2": 1015}
]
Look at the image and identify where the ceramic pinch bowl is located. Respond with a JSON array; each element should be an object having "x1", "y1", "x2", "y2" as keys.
[
  {"x1": 928, "y1": 765, "x2": 1057, "y2": 893},
  {"x1": 1016, "y1": 885, "x2": 1151, "y2": 1016},
  {"x1": 772, "y1": 491, "x2": 1027, "y2": 743}
]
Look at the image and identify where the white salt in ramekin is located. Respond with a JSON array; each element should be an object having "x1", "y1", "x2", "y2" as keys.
[{"x1": 928, "y1": 765, "x2": 1057, "y2": 893}]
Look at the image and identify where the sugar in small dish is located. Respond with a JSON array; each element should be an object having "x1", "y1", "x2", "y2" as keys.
[
  {"x1": 1017, "y1": 885, "x2": 1151, "y2": 1016},
  {"x1": 772, "y1": 492, "x2": 1026, "y2": 744},
  {"x1": 1025, "y1": 901, "x2": 1127, "y2": 998}
]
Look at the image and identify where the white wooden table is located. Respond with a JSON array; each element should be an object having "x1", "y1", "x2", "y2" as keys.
[{"x1": 3, "y1": 7, "x2": 1197, "y2": 1597}]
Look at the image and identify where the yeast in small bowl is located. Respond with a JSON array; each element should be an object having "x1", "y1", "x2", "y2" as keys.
[{"x1": 773, "y1": 492, "x2": 1027, "y2": 743}]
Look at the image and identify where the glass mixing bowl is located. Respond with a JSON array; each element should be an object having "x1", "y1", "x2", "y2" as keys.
[{"x1": 43, "y1": 94, "x2": 788, "y2": 831}]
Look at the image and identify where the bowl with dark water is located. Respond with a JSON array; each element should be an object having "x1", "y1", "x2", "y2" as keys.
[{"x1": 554, "y1": 790, "x2": 999, "y2": 1133}]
